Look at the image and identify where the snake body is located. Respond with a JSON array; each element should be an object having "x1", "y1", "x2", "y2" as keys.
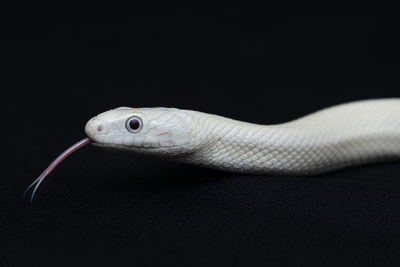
[{"x1": 84, "y1": 98, "x2": 400, "y2": 175}]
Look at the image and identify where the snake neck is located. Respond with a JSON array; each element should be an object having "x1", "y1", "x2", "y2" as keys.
[{"x1": 182, "y1": 110, "x2": 304, "y2": 174}]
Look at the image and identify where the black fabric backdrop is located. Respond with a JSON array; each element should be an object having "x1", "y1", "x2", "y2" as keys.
[{"x1": 2, "y1": 2, "x2": 400, "y2": 266}]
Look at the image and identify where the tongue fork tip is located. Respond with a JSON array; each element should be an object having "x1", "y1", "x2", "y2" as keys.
[{"x1": 25, "y1": 137, "x2": 92, "y2": 202}]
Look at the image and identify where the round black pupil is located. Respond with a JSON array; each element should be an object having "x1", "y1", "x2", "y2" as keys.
[{"x1": 129, "y1": 119, "x2": 140, "y2": 130}]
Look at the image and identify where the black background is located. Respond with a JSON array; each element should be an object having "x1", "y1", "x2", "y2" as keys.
[{"x1": 2, "y1": 2, "x2": 400, "y2": 266}]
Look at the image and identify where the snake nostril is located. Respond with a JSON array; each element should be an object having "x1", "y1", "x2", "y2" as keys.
[{"x1": 97, "y1": 125, "x2": 103, "y2": 132}]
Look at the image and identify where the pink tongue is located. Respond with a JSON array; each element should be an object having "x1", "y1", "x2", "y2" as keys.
[{"x1": 25, "y1": 137, "x2": 92, "y2": 202}]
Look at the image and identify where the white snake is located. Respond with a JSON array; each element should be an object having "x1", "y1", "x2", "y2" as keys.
[{"x1": 26, "y1": 98, "x2": 400, "y2": 200}]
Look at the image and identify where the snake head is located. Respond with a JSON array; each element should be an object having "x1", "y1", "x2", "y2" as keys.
[{"x1": 85, "y1": 107, "x2": 195, "y2": 157}]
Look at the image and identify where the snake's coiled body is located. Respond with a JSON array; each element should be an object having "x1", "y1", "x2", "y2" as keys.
[{"x1": 85, "y1": 98, "x2": 400, "y2": 175}]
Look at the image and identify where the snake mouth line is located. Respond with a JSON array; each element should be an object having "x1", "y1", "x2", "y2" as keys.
[
  {"x1": 91, "y1": 142, "x2": 159, "y2": 151},
  {"x1": 92, "y1": 141, "x2": 182, "y2": 149}
]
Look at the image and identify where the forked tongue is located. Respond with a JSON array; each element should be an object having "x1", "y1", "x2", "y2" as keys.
[{"x1": 25, "y1": 137, "x2": 92, "y2": 202}]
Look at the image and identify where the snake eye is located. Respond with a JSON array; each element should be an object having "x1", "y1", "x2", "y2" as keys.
[{"x1": 126, "y1": 116, "x2": 143, "y2": 133}]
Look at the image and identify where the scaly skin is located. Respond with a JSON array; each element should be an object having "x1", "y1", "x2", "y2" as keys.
[{"x1": 85, "y1": 99, "x2": 400, "y2": 175}]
